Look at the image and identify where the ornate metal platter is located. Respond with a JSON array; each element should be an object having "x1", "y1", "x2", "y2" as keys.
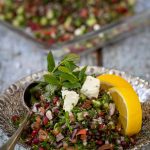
[{"x1": 0, "y1": 67, "x2": 150, "y2": 149}]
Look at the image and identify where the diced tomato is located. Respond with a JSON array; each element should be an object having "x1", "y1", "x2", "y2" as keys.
[
  {"x1": 27, "y1": 21, "x2": 41, "y2": 31},
  {"x1": 43, "y1": 116, "x2": 49, "y2": 125},
  {"x1": 80, "y1": 8, "x2": 88, "y2": 18},
  {"x1": 48, "y1": 39, "x2": 55, "y2": 45},
  {"x1": 76, "y1": 129, "x2": 87, "y2": 135},
  {"x1": 44, "y1": 27, "x2": 57, "y2": 35},
  {"x1": 115, "y1": 6, "x2": 128, "y2": 14},
  {"x1": 61, "y1": 34, "x2": 71, "y2": 41},
  {"x1": 53, "y1": 96, "x2": 59, "y2": 105},
  {"x1": 99, "y1": 124, "x2": 105, "y2": 130},
  {"x1": 31, "y1": 130, "x2": 38, "y2": 137}
]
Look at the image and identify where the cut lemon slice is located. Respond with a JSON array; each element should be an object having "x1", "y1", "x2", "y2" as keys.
[
  {"x1": 97, "y1": 74, "x2": 133, "y2": 90},
  {"x1": 109, "y1": 87, "x2": 142, "y2": 136}
]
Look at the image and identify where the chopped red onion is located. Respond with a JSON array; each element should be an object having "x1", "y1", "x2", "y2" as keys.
[
  {"x1": 56, "y1": 142, "x2": 63, "y2": 148},
  {"x1": 71, "y1": 129, "x2": 78, "y2": 139},
  {"x1": 56, "y1": 133, "x2": 64, "y2": 142}
]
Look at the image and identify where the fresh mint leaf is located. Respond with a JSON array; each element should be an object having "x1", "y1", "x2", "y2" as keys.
[
  {"x1": 51, "y1": 53, "x2": 79, "y2": 73},
  {"x1": 45, "y1": 52, "x2": 85, "y2": 90},
  {"x1": 58, "y1": 66, "x2": 70, "y2": 74},
  {"x1": 79, "y1": 66, "x2": 87, "y2": 81},
  {"x1": 45, "y1": 84, "x2": 57, "y2": 95},
  {"x1": 53, "y1": 70, "x2": 62, "y2": 76},
  {"x1": 47, "y1": 52, "x2": 55, "y2": 72},
  {"x1": 60, "y1": 72, "x2": 78, "y2": 83},
  {"x1": 64, "y1": 61, "x2": 77, "y2": 71},
  {"x1": 58, "y1": 66, "x2": 78, "y2": 79},
  {"x1": 44, "y1": 74, "x2": 59, "y2": 85},
  {"x1": 62, "y1": 53, "x2": 80, "y2": 63},
  {"x1": 63, "y1": 82, "x2": 81, "y2": 89},
  {"x1": 73, "y1": 70, "x2": 80, "y2": 77}
]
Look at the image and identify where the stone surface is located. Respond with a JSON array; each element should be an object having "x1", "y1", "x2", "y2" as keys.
[{"x1": 103, "y1": 27, "x2": 150, "y2": 81}]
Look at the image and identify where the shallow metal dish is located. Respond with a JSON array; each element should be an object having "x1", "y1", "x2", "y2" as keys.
[{"x1": 0, "y1": 66, "x2": 150, "y2": 149}]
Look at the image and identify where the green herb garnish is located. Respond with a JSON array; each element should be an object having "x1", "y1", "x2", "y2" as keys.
[
  {"x1": 47, "y1": 52, "x2": 55, "y2": 72},
  {"x1": 65, "y1": 111, "x2": 72, "y2": 131},
  {"x1": 44, "y1": 52, "x2": 87, "y2": 92}
]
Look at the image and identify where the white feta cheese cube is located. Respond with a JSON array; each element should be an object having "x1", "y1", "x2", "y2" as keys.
[
  {"x1": 46, "y1": 110, "x2": 53, "y2": 120},
  {"x1": 81, "y1": 76, "x2": 100, "y2": 99},
  {"x1": 62, "y1": 90, "x2": 79, "y2": 112}
]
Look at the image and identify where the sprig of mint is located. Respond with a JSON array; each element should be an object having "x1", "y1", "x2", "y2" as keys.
[
  {"x1": 47, "y1": 52, "x2": 55, "y2": 72},
  {"x1": 44, "y1": 52, "x2": 87, "y2": 93}
]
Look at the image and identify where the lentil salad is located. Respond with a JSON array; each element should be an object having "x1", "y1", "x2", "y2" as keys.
[
  {"x1": 12, "y1": 53, "x2": 137, "y2": 150},
  {"x1": 0, "y1": 0, "x2": 135, "y2": 46}
]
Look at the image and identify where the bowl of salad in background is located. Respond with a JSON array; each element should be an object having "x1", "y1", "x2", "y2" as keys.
[
  {"x1": 0, "y1": 0, "x2": 135, "y2": 46},
  {"x1": 0, "y1": 53, "x2": 149, "y2": 149}
]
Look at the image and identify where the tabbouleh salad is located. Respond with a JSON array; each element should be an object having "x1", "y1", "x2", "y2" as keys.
[{"x1": 12, "y1": 53, "x2": 136, "y2": 150}]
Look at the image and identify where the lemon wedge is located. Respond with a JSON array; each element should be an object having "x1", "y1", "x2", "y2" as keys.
[
  {"x1": 97, "y1": 74, "x2": 133, "y2": 90},
  {"x1": 97, "y1": 74, "x2": 142, "y2": 136},
  {"x1": 109, "y1": 87, "x2": 142, "y2": 136}
]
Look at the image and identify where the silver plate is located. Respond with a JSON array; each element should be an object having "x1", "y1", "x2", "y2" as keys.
[{"x1": 0, "y1": 66, "x2": 150, "y2": 149}]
